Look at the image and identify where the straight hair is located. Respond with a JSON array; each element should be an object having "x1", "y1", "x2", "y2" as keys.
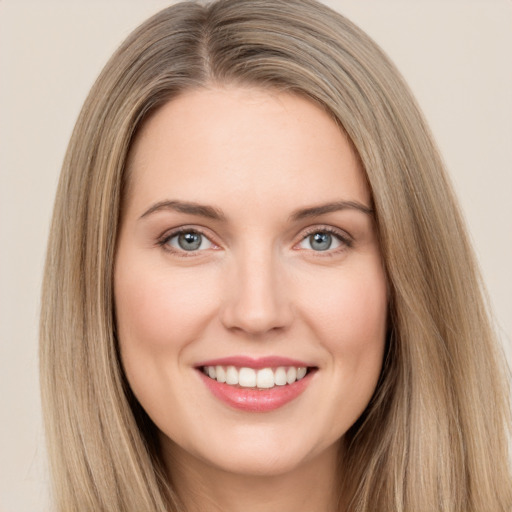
[{"x1": 40, "y1": 1, "x2": 512, "y2": 510}]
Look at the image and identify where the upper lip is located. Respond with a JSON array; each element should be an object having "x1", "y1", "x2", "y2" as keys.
[{"x1": 195, "y1": 356, "x2": 315, "y2": 369}]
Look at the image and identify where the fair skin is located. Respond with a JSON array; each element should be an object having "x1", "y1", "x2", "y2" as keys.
[{"x1": 114, "y1": 86, "x2": 388, "y2": 512}]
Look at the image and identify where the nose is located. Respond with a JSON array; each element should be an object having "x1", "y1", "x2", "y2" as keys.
[{"x1": 220, "y1": 246, "x2": 293, "y2": 336}]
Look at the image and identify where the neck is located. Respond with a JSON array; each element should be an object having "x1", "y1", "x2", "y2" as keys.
[{"x1": 163, "y1": 441, "x2": 341, "y2": 512}]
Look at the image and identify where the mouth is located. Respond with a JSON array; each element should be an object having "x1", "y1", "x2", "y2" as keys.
[
  {"x1": 195, "y1": 357, "x2": 318, "y2": 412},
  {"x1": 200, "y1": 365, "x2": 314, "y2": 389}
]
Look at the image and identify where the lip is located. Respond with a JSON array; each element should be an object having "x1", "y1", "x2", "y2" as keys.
[
  {"x1": 195, "y1": 356, "x2": 317, "y2": 413},
  {"x1": 196, "y1": 355, "x2": 314, "y2": 369}
]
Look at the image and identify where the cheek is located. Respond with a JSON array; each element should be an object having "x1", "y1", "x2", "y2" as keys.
[
  {"x1": 114, "y1": 260, "x2": 218, "y2": 354},
  {"x1": 306, "y1": 261, "x2": 387, "y2": 335},
  {"x1": 301, "y1": 261, "x2": 388, "y2": 382},
  {"x1": 311, "y1": 264, "x2": 388, "y2": 430},
  {"x1": 113, "y1": 256, "x2": 222, "y2": 429}
]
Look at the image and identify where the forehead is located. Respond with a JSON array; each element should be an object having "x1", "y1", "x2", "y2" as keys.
[{"x1": 125, "y1": 86, "x2": 370, "y2": 217}]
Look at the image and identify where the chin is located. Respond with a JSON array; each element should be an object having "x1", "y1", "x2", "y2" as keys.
[
  {"x1": 184, "y1": 428, "x2": 337, "y2": 478},
  {"x1": 203, "y1": 449, "x2": 312, "y2": 478}
]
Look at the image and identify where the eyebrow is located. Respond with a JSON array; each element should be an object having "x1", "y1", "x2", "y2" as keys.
[
  {"x1": 139, "y1": 200, "x2": 226, "y2": 221},
  {"x1": 290, "y1": 200, "x2": 374, "y2": 221},
  {"x1": 139, "y1": 199, "x2": 373, "y2": 222}
]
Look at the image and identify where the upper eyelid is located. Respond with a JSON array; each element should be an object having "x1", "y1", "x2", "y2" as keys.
[
  {"x1": 294, "y1": 225, "x2": 353, "y2": 253},
  {"x1": 157, "y1": 223, "x2": 353, "y2": 249},
  {"x1": 157, "y1": 228, "x2": 220, "y2": 258},
  {"x1": 159, "y1": 225, "x2": 214, "y2": 241},
  {"x1": 298, "y1": 224, "x2": 352, "y2": 241},
  {"x1": 158, "y1": 226, "x2": 220, "y2": 251}
]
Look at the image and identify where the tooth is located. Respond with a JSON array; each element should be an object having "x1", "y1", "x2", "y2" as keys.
[
  {"x1": 256, "y1": 368, "x2": 275, "y2": 388},
  {"x1": 216, "y1": 366, "x2": 226, "y2": 383},
  {"x1": 286, "y1": 367, "x2": 297, "y2": 384},
  {"x1": 226, "y1": 366, "x2": 239, "y2": 385},
  {"x1": 239, "y1": 367, "x2": 256, "y2": 387},
  {"x1": 274, "y1": 367, "x2": 287, "y2": 386},
  {"x1": 208, "y1": 365, "x2": 307, "y2": 388}
]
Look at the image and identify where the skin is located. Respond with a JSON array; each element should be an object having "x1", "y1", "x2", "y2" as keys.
[{"x1": 114, "y1": 86, "x2": 388, "y2": 512}]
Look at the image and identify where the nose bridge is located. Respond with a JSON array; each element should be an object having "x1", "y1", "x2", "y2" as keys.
[{"x1": 221, "y1": 239, "x2": 292, "y2": 335}]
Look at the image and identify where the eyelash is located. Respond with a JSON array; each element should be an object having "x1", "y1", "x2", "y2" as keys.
[
  {"x1": 157, "y1": 227, "x2": 216, "y2": 258},
  {"x1": 157, "y1": 225, "x2": 353, "y2": 257},
  {"x1": 297, "y1": 226, "x2": 353, "y2": 254}
]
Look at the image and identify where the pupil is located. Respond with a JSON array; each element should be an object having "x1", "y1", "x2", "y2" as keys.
[
  {"x1": 178, "y1": 232, "x2": 201, "y2": 251},
  {"x1": 310, "y1": 232, "x2": 331, "y2": 251}
]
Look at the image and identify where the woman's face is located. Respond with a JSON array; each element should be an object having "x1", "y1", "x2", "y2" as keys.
[{"x1": 114, "y1": 86, "x2": 388, "y2": 478}]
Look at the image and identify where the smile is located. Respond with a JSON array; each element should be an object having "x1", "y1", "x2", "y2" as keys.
[
  {"x1": 202, "y1": 365, "x2": 309, "y2": 389},
  {"x1": 196, "y1": 357, "x2": 317, "y2": 412}
]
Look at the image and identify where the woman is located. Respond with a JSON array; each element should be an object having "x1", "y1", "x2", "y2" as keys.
[{"x1": 40, "y1": 0, "x2": 512, "y2": 510}]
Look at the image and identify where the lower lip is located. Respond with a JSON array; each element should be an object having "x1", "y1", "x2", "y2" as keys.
[{"x1": 198, "y1": 370, "x2": 314, "y2": 412}]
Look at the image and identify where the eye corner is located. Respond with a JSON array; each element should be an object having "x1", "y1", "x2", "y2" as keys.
[
  {"x1": 157, "y1": 226, "x2": 221, "y2": 257},
  {"x1": 294, "y1": 226, "x2": 353, "y2": 254}
]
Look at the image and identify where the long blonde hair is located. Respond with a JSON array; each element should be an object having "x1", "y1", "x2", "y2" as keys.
[{"x1": 40, "y1": 1, "x2": 511, "y2": 510}]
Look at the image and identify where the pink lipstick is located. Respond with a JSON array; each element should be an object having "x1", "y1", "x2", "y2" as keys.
[{"x1": 196, "y1": 356, "x2": 317, "y2": 412}]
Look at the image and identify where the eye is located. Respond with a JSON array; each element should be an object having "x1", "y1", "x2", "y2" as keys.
[
  {"x1": 297, "y1": 229, "x2": 350, "y2": 252},
  {"x1": 165, "y1": 230, "x2": 214, "y2": 252}
]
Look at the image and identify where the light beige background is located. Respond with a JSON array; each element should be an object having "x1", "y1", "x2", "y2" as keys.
[{"x1": 1, "y1": 1, "x2": 511, "y2": 510}]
